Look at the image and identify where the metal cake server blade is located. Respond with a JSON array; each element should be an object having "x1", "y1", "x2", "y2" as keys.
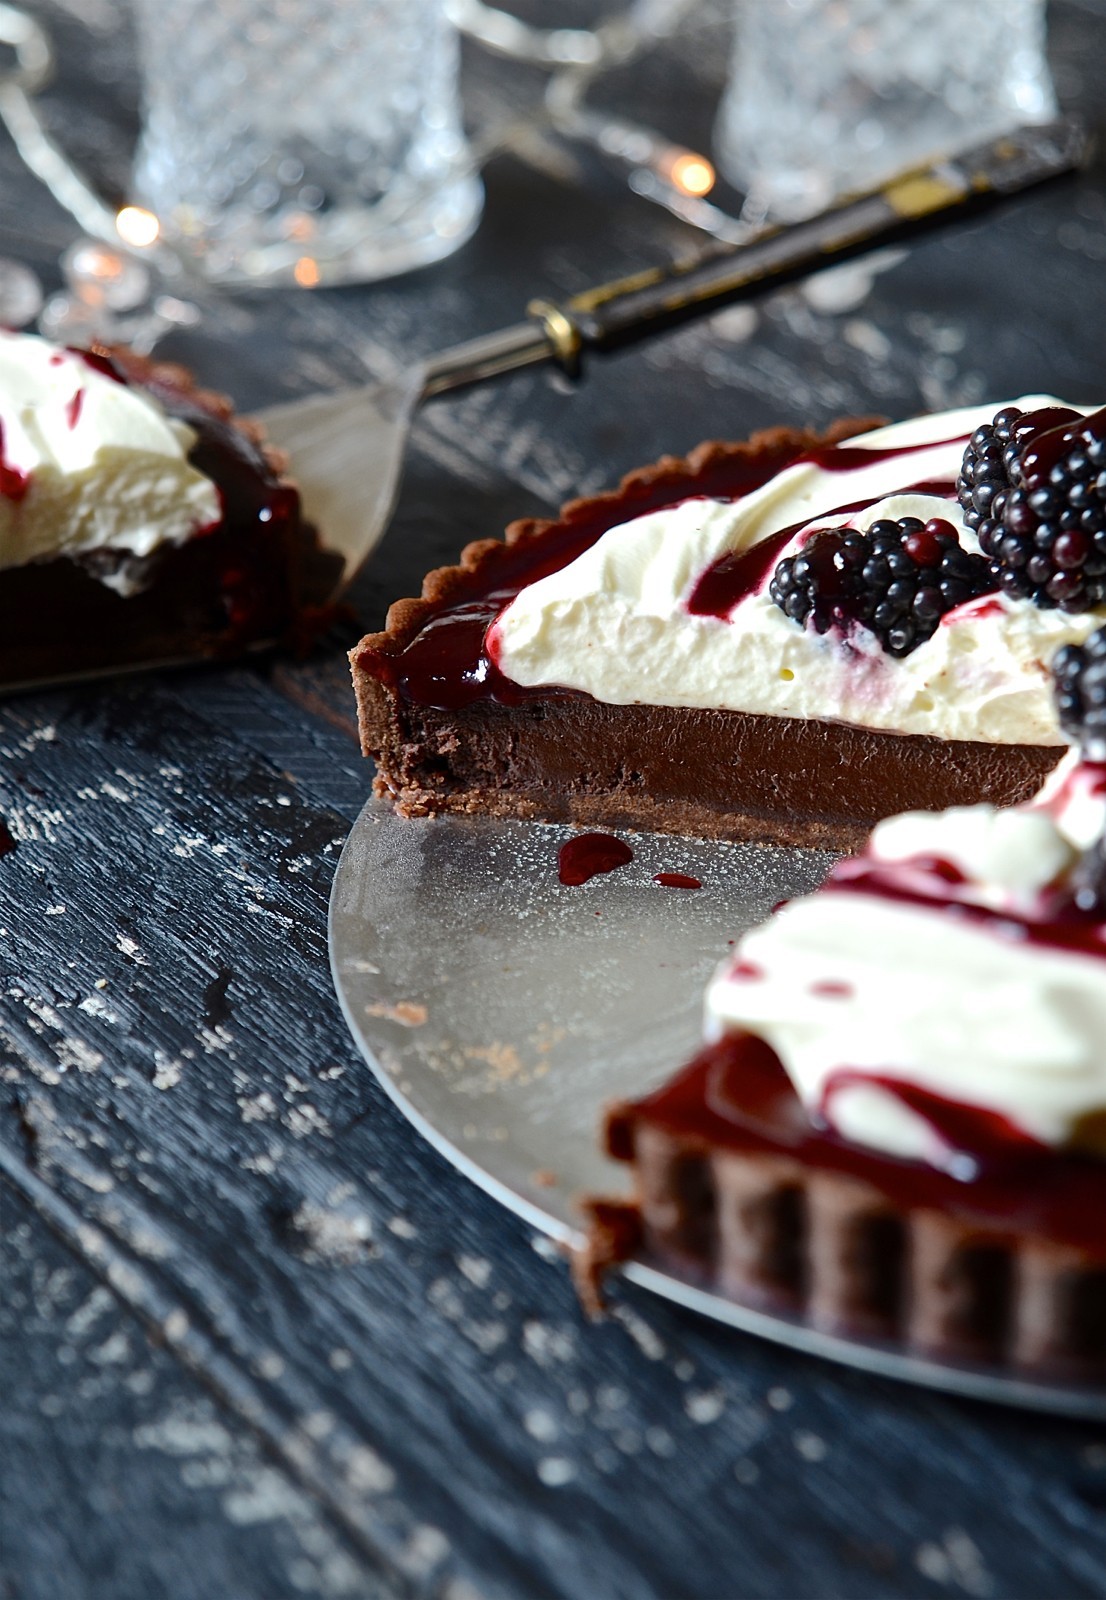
[
  {"x1": 254, "y1": 364, "x2": 428, "y2": 598},
  {"x1": 252, "y1": 317, "x2": 555, "y2": 595}
]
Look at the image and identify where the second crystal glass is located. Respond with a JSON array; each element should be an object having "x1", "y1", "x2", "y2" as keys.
[
  {"x1": 130, "y1": 0, "x2": 483, "y2": 287},
  {"x1": 715, "y1": 0, "x2": 1057, "y2": 221}
]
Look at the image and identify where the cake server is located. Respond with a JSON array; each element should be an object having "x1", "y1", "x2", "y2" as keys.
[{"x1": 256, "y1": 117, "x2": 1086, "y2": 599}]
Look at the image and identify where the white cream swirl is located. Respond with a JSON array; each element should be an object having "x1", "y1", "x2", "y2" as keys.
[
  {"x1": 0, "y1": 331, "x2": 220, "y2": 585},
  {"x1": 491, "y1": 398, "x2": 1103, "y2": 746},
  {"x1": 705, "y1": 792, "x2": 1106, "y2": 1165}
]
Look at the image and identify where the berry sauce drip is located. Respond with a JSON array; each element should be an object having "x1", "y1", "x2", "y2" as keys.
[
  {"x1": 959, "y1": 404, "x2": 1106, "y2": 611},
  {"x1": 71, "y1": 347, "x2": 125, "y2": 384},
  {"x1": 731, "y1": 961, "x2": 763, "y2": 980},
  {"x1": 0, "y1": 420, "x2": 30, "y2": 500},
  {"x1": 802, "y1": 431, "x2": 970, "y2": 472},
  {"x1": 685, "y1": 527, "x2": 794, "y2": 619},
  {"x1": 558, "y1": 832, "x2": 633, "y2": 885},
  {"x1": 80, "y1": 346, "x2": 298, "y2": 542},
  {"x1": 817, "y1": 1068, "x2": 1046, "y2": 1179},
  {"x1": 685, "y1": 481, "x2": 958, "y2": 621},
  {"x1": 66, "y1": 388, "x2": 84, "y2": 430},
  {"x1": 143, "y1": 380, "x2": 297, "y2": 539},
  {"x1": 769, "y1": 516, "x2": 995, "y2": 657},
  {"x1": 611, "y1": 1033, "x2": 1106, "y2": 1255},
  {"x1": 653, "y1": 871, "x2": 701, "y2": 890},
  {"x1": 825, "y1": 852, "x2": 1106, "y2": 963}
]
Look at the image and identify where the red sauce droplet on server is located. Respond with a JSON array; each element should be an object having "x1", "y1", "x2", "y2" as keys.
[
  {"x1": 558, "y1": 832, "x2": 633, "y2": 886},
  {"x1": 66, "y1": 388, "x2": 84, "y2": 429},
  {"x1": 809, "y1": 979, "x2": 852, "y2": 998},
  {"x1": 653, "y1": 872, "x2": 701, "y2": 890}
]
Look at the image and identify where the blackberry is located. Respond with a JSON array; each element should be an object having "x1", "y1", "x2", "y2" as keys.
[
  {"x1": 769, "y1": 516, "x2": 994, "y2": 659},
  {"x1": 1052, "y1": 626, "x2": 1106, "y2": 760},
  {"x1": 956, "y1": 405, "x2": 1024, "y2": 557},
  {"x1": 1066, "y1": 836, "x2": 1106, "y2": 917},
  {"x1": 971, "y1": 405, "x2": 1106, "y2": 612}
]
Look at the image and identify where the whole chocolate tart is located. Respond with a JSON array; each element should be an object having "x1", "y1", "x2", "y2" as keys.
[
  {"x1": 349, "y1": 423, "x2": 1061, "y2": 851},
  {"x1": 0, "y1": 344, "x2": 337, "y2": 687}
]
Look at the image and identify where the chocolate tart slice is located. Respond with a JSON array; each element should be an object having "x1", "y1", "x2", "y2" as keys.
[
  {"x1": 590, "y1": 1033, "x2": 1106, "y2": 1381},
  {"x1": 0, "y1": 343, "x2": 339, "y2": 688},
  {"x1": 349, "y1": 422, "x2": 1061, "y2": 851}
]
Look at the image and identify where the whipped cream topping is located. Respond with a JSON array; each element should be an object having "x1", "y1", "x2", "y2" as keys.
[
  {"x1": 705, "y1": 786, "x2": 1106, "y2": 1167},
  {"x1": 490, "y1": 398, "x2": 1103, "y2": 746},
  {"x1": 0, "y1": 332, "x2": 220, "y2": 588}
]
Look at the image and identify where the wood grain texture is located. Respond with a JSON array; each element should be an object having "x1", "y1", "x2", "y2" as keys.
[{"x1": 3, "y1": 2, "x2": 1106, "y2": 1597}]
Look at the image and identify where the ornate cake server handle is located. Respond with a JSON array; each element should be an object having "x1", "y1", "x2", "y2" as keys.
[
  {"x1": 522, "y1": 119, "x2": 1087, "y2": 371},
  {"x1": 254, "y1": 117, "x2": 1088, "y2": 598}
]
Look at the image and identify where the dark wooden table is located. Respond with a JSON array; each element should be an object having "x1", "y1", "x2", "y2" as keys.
[{"x1": 4, "y1": 4, "x2": 1106, "y2": 1597}]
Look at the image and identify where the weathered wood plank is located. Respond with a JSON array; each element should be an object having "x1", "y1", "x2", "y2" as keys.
[{"x1": 2, "y1": 660, "x2": 1106, "y2": 1600}]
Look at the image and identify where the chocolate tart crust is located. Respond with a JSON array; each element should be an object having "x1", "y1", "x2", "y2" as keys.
[
  {"x1": 350, "y1": 423, "x2": 1061, "y2": 849},
  {"x1": 595, "y1": 1099, "x2": 1106, "y2": 1380}
]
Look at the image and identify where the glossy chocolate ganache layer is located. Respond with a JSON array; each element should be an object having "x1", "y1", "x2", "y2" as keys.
[{"x1": 352, "y1": 417, "x2": 1066, "y2": 846}]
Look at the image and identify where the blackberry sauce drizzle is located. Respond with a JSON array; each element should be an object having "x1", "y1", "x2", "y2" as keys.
[
  {"x1": 803, "y1": 432, "x2": 970, "y2": 472},
  {"x1": 825, "y1": 854, "x2": 1106, "y2": 963},
  {"x1": 685, "y1": 477, "x2": 959, "y2": 619},
  {"x1": 1016, "y1": 406, "x2": 1106, "y2": 492},
  {"x1": 617, "y1": 1031, "x2": 1106, "y2": 1255},
  {"x1": 381, "y1": 447, "x2": 804, "y2": 711},
  {"x1": 363, "y1": 423, "x2": 971, "y2": 706}
]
